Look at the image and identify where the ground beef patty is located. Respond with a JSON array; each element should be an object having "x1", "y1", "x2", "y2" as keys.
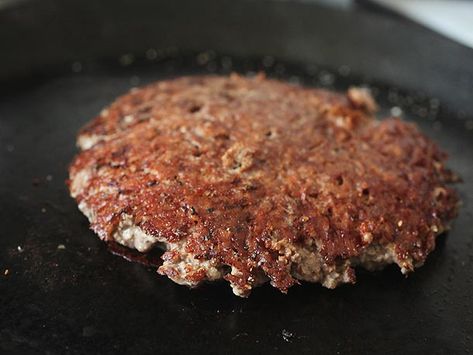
[{"x1": 68, "y1": 74, "x2": 459, "y2": 296}]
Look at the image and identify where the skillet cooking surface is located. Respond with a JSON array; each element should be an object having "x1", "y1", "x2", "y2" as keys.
[{"x1": 1, "y1": 1, "x2": 473, "y2": 354}]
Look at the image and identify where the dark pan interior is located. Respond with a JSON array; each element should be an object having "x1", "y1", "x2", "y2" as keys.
[{"x1": 1, "y1": 1, "x2": 473, "y2": 354}]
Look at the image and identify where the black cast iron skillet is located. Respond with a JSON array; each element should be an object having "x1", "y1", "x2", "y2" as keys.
[{"x1": 1, "y1": 1, "x2": 473, "y2": 354}]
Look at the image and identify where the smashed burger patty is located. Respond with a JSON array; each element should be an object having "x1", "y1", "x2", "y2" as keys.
[{"x1": 68, "y1": 74, "x2": 459, "y2": 296}]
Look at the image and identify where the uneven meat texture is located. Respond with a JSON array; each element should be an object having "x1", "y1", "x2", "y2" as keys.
[{"x1": 69, "y1": 74, "x2": 459, "y2": 296}]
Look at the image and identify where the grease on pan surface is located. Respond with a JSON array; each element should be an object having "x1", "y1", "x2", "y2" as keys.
[{"x1": 68, "y1": 74, "x2": 459, "y2": 296}]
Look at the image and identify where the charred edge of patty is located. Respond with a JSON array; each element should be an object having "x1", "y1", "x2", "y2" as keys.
[{"x1": 77, "y1": 204, "x2": 436, "y2": 297}]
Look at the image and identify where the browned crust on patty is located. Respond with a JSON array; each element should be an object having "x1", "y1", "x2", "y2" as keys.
[{"x1": 68, "y1": 74, "x2": 459, "y2": 296}]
